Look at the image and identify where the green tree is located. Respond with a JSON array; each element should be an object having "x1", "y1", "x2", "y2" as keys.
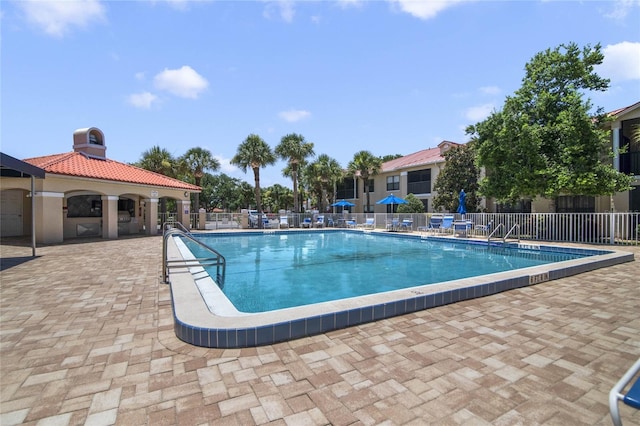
[
  {"x1": 264, "y1": 184, "x2": 294, "y2": 212},
  {"x1": 180, "y1": 147, "x2": 220, "y2": 210},
  {"x1": 397, "y1": 193, "x2": 425, "y2": 213},
  {"x1": 433, "y1": 143, "x2": 481, "y2": 212},
  {"x1": 275, "y1": 133, "x2": 315, "y2": 213},
  {"x1": 380, "y1": 154, "x2": 403, "y2": 163},
  {"x1": 135, "y1": 146, "x2": 178, "y2": 177},
  {"x1": 135, "y1": 146, "x2": 180, "y2": 214},
  {"x1": 347, "y1": 150, "x2": 382, "y2": 213},
  {"x1": 231, "y1": 134, "x2": 276, "y2": 225},
  {"x1": 307, "y1": 154, "x2": 343, "y2": 212},
  {"x1": 468, "y1": 42, "x2": 632, "y2": 205}
]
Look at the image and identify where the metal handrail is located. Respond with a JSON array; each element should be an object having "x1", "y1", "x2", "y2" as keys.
[
  {"x1": 487, "y1": 223, "x2": 504, "y2": 243},
  {"x1": 162, "y1": 228, "x2": 226, "y2": 286},
  {"x1": 163, "y1": 221, "x2": 190, "y2": 234},
  {"x1": 503, "y1": 223, "x2": 521, "y2": 243}
]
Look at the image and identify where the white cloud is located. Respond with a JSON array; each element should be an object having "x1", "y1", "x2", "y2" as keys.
[
  {"x1": 597, "y1": 41, "x2": 640, "y2": 82},
  {"x1": 278, "y1": 109, "x2": 311, "y2": 122},
  {"x1": 153, "y1": 66, "x2": 209, "y2": 99},
  {"x1": 17, "y1": 0, "x2": 106, "y2": 37},
  {"x1": 135, "y1": 71, "x2": 146, "y2": 81},
  {"x1": 263, "y1": 1, "x2": 295, "y2": 23},
  {"x1": 387, "y1": 0, "x2": 464, "y2": 20},
  {"x1": 603, "y1": 0, "x2": 640, "y2": 20},
  {"x1": 127, "y1": 92, "x2": 158, "y2": 109},
  {"x1": 479, "y1": 86, "x2": 501, "y2": 96},
  {"x1": 214, "y1": 155, "x2": 240, "y2": 174},
  {"x1": 336, "y1": 0, "x2": 364, "y2": 9},
  {"x1": 465, "y1": 103, "x2": 494, "y2": 122}
]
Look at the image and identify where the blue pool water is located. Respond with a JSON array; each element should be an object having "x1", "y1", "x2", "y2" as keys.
[{"x1": 184, "y1": 231, "x2": 590, "y2": 314}]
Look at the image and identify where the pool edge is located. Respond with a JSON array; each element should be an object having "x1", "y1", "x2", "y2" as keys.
[{"x1": 166, "y1": 234, "x2": 635, "y2": 348}]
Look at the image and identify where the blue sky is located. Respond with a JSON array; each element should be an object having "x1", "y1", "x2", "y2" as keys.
[{"x1": 2, "y1": 0, "x2": 640, "y2": 188}]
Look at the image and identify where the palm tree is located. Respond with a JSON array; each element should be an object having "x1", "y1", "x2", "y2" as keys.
[
  {"x1": 275, "y1": 133, "x2": 315, "y2": 213},
  {"x1": 180, "y1": 147, "x2": 221, "y2": 210},
  {"x1": 136, "y1": 146, "x2": 177, "y2": 177},
  {"x1": 309, "y1": 154, "x2": 343, "y2": 212},
  {"x1": 135, "y1": 146, "x2": 179, "y2": 215},
  {"x1": 231, "y1": 134, "x2": 276, "y2": 226},
  {"x1": 347, "y1": 150, "x2": 382, "y2": 213}
]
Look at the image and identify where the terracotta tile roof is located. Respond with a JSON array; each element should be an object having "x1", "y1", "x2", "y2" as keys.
[
  {"x1": 24, "y1": 152, "x2": 200, "y2": 191},
  {"x1": 607, "y1": 101, "x2": 640, "y2": 119},
  {"x1": 382, "y1": 141, "x2": 460, "y2": 172}
]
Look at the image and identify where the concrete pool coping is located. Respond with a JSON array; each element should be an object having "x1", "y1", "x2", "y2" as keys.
[{"x1": 166, "y1": 230, "x2": 635, "y2": 348}]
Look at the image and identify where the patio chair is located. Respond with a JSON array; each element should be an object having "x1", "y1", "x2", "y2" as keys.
[
  {"x1": 386, "y1": 218, "x2": 400, "y2": 232},
  {"x1": 262, "y1": 216, "x2": 272, "y2": 229},
  {"x1": 301, "y1": 217, "x2": 312, "y2": 228},
  {"x1": 453, "y1": 220, "x2": 472, "y2": 237},
  {"x1": 357, "y1": 217, "x2": 375, "y2": 229},
  {"x1": 279, "y1": 216, "x2": 289, "y2": 229},
  {"x1": 610, "y1": 358, "x2": 640, "y2": 426},
  {"x1": 346, "y1": 218, "x2": 357, "y2": 228},
  {"x1": 314, "y1": 215, "x2": 325, "y2": 228},
  {"x1": 399, "y1": 219, "x2": 413, "y2": 232},
  {"x1": 475, "y1": 220, "x2": 493, "y2": 235}
]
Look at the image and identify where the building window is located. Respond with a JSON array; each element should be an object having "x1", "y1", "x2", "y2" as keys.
[
  {"x1": 555, "y1": 196, "x2": 595, "y2": 213},
  {"x1": 407, "y1": 169, "x2": 431, "y2": 194},
  {"x1": 386, "y1": 175, "x2": 399, "y2": 191},
  {"x1": 336, "y1": 178, "x2": 357, "y2": 200},
  {"x1": 67, "y1": 195, "x2": 102, "y2": 217},
  {"x1": 496, "y1": 200, "x2": 532, "y2": 213},
  {"x1": 367, "y1": 179, "x2": 374, "y2": 193}
]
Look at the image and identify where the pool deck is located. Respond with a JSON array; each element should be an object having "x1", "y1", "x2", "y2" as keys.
[{"x1": 1, "y1": 234, "x2": 639, "y2": 425}]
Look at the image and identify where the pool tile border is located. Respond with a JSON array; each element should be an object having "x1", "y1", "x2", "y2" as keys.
[{"x1": 167, "y1": 231, "x2": 634, "y2": 348}]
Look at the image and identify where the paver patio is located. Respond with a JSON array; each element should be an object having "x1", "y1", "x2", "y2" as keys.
[{"x1": 1, "y1": 235, "x2": 639, "y2": 425}]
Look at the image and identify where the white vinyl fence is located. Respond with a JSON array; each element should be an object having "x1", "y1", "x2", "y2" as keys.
[{"x1": 161, "y1": 211, "x2": 639, "y2": 246}]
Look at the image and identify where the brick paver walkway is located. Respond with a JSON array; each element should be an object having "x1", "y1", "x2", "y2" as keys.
[{"x1": 1, "y1": 236, "x2": 639, "y2": 425}]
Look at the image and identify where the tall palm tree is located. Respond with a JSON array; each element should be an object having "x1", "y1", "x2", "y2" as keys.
[
  {"x1": 231, "y1": 134, "x2": 276, "y2": 226},
  {"x1": 309, "y1": 154, "x2": 343, "y2": 213},
  {"x1": 136, "y1": 145, "x2": 177, "y2": 177},
  {"x1": 180, "y1": 147, "x2": 220, "y2": 210},
  {"x1": 275, "y1": 133, "x2": 315, "y2": 213},
  {"x1": 135, "y1": 146, "x2": 178, "y2": 214},
  {"x1": 347, "y1": 150, "x2": 382, "y2": 213}
]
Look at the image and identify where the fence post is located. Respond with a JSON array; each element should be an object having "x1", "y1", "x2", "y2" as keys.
[{"x1": 610, "y1": 213, "x2": 615, "y2": 245}]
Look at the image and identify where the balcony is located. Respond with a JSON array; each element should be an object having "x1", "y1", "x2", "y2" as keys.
[{"x1": 620, "y1": 151, "x2": 640, "y2": 176}]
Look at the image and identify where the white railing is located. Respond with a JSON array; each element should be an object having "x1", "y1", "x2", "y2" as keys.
[{"x1": 158, "y1": 211, "x2": 640, "y2": 245}]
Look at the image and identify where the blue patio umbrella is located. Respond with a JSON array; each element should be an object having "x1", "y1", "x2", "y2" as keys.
[
  {"x1": 376, "y1": 194, "x2": 408, "y2": 212},
  {"x1": 331, "y1": 199, "x2": 355, "y2": 207},
  {"x1": 457, "y1": 189, "x2": 467, "y2": 217}
]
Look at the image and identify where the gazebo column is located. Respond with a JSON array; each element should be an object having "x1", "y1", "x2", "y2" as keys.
[
  {"x1": 102, "y1": 195, "x2": 119, "y2": 239},
  {"x1": 144, "y1": 198, "x2": 159, "y2": 235},
  {"x1": 34, "y1": 192, "x2": 64, "y2": 244}
]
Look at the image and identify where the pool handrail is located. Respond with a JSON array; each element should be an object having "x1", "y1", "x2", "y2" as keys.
[
  {"x1": 162, "y1": 228, "x2": 226, "y2": 286},
  {"x1": 503, "y1": 223, "x2": 521, "y2": 243},
  {"x1": 487, "y1": 223, "x2": 504, "y2": 243}
]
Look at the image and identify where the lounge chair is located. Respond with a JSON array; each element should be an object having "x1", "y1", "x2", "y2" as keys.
[
  {"x1": 610, "y1": 358, "x2": 640, "y2": 426},
  {"x1": 279, "y1": 216, "x2": 289, "y2": 229},
  {"x1": 386, "y1": 218, "x2": 400, "y2": 231},
  {"x1": 418, "y1": 215, "x2": 443, "y2": 233},
  {"x1": 301, "y1": 217, "x2": 312, "y2": 228},
  {"x1": 262, "y1": 216, "x2": 272, "y2": 228},
  {"x1": 314, "y1": 215, "x2": 325, "y2": 228},
  {"x1": 441, "y1": 215, "x2": 454, "y2": 233},
  {"x1": 357, "y1": 217, "x2": 375, "y2": 229},
  {"x1": 346, "y1": 219, "x2": 357, "y2": 228}
]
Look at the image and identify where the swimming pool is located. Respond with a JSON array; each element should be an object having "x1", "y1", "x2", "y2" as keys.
[
  {"x1": 185, "y1": 232, "x2": 590, "y2": 313},
  {"x1": 165, "y1": 230, "x2": 634, "y2": 348}
]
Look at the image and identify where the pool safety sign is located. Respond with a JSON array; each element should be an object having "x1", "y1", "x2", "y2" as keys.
[{"x1": 529, "y1": 272, "x2": 550, "y2": 285}]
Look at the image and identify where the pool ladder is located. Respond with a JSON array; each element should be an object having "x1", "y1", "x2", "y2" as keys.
[
  {"x1": 487, "y1": 223, "x2": 520, "y2": 244},
  {"x1": 162, "y1": 225, "x2": 226, "y2": 286}
]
